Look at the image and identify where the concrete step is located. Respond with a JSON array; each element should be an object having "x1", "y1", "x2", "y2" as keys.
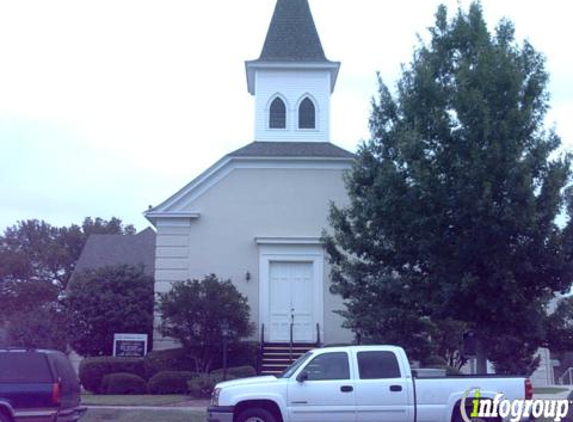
[{"x1": 258, "y1": 342, "x2": 318, "y2": 375}]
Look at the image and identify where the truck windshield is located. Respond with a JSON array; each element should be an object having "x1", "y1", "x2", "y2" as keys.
[{"x1": 278, "y1": 352, "x2": 313, "y2": 379}]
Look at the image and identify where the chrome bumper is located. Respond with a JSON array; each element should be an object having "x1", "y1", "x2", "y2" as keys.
[{"x1": 207, "y1": 406, "x2": 234, "y2": 422}]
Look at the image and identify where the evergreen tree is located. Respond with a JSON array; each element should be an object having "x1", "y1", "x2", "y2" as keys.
[{"x1": 325, "y1": 2, "x2": 573, "y2": 373}]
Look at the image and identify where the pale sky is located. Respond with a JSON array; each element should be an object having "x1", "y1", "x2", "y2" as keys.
[{"x1": 1, "y1": 0, "x2": 571, "y2": 232}]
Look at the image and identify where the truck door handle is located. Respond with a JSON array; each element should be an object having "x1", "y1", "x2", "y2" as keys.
[
  {"x1": 340, "y1": 385, "x2": 353, "y2": 392},
  {"x1": 390, "y1": 385, "x2": 402, "y2": 392}
]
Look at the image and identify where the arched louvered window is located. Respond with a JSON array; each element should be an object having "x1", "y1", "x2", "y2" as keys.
[
  {"x1": 269, "y1": 97, "x2": 286, "y2": 129},
  {"x1": 298, "y1": 97, "x2": 315, "y2": 129}
]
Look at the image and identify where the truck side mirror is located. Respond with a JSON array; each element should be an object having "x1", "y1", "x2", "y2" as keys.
[{"x1": 296, "y1": 371, "x2": 309, "y2": 383}]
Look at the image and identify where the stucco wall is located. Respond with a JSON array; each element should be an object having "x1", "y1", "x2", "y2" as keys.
[{"x1": 154, "y1": 165, "x2": 354, "y2": 349}]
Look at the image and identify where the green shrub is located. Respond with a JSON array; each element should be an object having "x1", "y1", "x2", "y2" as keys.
[
  {"x1": 67, "y1": 264, "x2": 154, "y2": 357},
  {"x1": 79, "y1": 356, "x2": 146, "y2": 393},
  {"x1": 157, "y1": 275, "x2": 254, "y2": 373},
  {"x1": 147, "y1": 371, "x2": 196, "y2": 394},
  {"x1": 143, "y1": 348, "x2": 197, "y2": 379},
  {"x1": 210, "y1": 365, "x2": 256, "y2": 379},
  {"x1": 143, "y1": 342, "x2": 258, "y2": 377},
  {"x1": 187, "y1": 374, "x2": 234, "y2": 398},
  {"x1": 225, "y1": 342, "x2": 259, "y2": 369},
  {"x1": 101, "y1": 372, "x2": 147, "y2": 395}
]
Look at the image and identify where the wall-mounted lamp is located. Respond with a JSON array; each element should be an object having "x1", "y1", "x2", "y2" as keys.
[{"x1": 246, "y1": 271, "x2": 251, "y2": 282}]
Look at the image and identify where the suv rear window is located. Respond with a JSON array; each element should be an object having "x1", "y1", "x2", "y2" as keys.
[{"x1": 0, "y1": 352, "x2": 53, "y2": 383}]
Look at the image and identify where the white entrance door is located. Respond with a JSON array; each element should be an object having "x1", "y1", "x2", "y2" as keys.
[{"x1": 269, "y1": 261, "x2": 314, "y2": 343}]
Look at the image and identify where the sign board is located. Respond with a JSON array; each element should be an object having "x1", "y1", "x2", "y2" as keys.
[{"x1": 113, "y1": 333, "x2": 148, "y2": 357}]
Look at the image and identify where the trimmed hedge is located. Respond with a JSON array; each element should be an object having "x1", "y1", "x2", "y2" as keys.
[
  {"x1": 101, "y1": 372, "x2": 147, "y2": 395},
  {"x1": 143, "y1": 348, "x2": 196, "y2": 379},
  {"x1": 147, "y1": 371, "x2": 196, "y2": 395},
  {"x1": 210, "y1": 365, "x2": 256, "y2": 379},
  {"x1": 79, "y1": 356, "x2": 146, "y2": 393},
  {"x1": 143, "y1": 342, "x2": 258, "y2": 377}
]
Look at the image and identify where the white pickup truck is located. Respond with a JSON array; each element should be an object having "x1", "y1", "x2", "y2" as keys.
[{"x1": 207, "y1": 345, "x2": 533, "y2": 422}]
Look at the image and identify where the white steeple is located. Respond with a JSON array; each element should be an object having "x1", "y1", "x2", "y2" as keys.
[{"x1": 245, "y1": 0, "x2": 340, "y2": 143}]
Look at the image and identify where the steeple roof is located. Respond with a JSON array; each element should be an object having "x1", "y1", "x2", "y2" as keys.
[{"x1": 258, "y1": 0, "x2": 330, "y2": 62}]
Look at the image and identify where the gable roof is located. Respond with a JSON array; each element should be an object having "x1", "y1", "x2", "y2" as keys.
[
  {"x1": 227, "y1": 141, "x2": 354, "y2": 158},
  {"x1": 145, "y1": 141, "x2": 354, "y2": 221},
  {"x1": 258, "y1": 0, "x2": 330, "y2": 63},
  {"x1": 73, "y1": 228, "x2": 156, "y2": 278}
]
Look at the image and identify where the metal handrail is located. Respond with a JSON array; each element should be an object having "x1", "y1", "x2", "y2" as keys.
[
  {"x1": 316, "y1": 323, "x2": 321, "y2": 346},
  {"x1": 257, "y1": 323, "x2": 265, "y2": 375},
  {"x1": 559, "y1": 367, "x2": 573, "y2": 385},
  {"x1": 289, "y1": 322, "x2": 294, "y2": 362}
]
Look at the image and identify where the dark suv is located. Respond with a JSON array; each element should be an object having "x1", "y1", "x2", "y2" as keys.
[{"x1": 0, "y1": 348, "x2": 87, "y2": 422}]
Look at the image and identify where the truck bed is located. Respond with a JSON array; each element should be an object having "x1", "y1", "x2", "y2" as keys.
[{"x1": 414, "y1": 375, "x2": 526, "y2": 422}]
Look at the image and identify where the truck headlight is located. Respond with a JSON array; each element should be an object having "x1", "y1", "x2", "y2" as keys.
[{"x1": 211, "y1": 388, "x2": 221, "y2": 406}]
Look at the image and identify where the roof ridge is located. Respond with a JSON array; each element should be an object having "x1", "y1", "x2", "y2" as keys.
[{"x1": 227, "y1": 141, "x2": 354, "y2": 158}]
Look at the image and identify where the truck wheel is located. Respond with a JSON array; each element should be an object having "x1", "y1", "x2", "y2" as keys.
[
  {"x1": 236, "y1": 408, "x2": 277, "y2": 422},
  {"x1": 0, "y1": 411, "x2": 11, "y2": 422}
]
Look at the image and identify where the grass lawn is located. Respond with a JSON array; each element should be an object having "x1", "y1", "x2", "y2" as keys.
[
  {"x1": 82, "y1": 408, "x2": 205, "y2": 422},
  {"x1": 533, "y1": 387, "x2": 570, "y2": 395},
  {"x1": 81, "y1": 394, "x2": 193, "y2": 406}
]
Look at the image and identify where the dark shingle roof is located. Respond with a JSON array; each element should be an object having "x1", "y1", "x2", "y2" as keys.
[
  {"x1": 227, "y1": 141, "x2": 354, "y2": 158},
  {"x1": 258, "y1": 0, "x2": 329, "y2": 62},
  {"x1": 73, "y1": 228, "x2": 156, "y2": 278}
]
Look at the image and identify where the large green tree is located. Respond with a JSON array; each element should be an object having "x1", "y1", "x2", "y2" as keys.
[
  {"x1": 0, "y1": 217, "x2": 136, "y2": 349},
  {"x1": 0, "y1": 217, "x2": 135, "y2": 290},
  {"x1": 4, "y1": 304, "x2": 70, "y2": 352},
  {"x1": 65, "y1": 264, "x2": 154, "y2": 356},
  {"x1": 325, "y1": 2, "x2": 573, "y2": 374},
  {"x1": 546, "y1": 297, "x2": 573, "y2": 354}
]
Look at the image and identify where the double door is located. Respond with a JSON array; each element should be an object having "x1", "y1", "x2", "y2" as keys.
[{"x1": 269, "y1": 261, "x2": 314, "y2": 343}]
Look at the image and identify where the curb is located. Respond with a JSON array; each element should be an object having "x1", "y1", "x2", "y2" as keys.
[{"x1": 85, "y1": 405, "x2": 206, "y2": 411}]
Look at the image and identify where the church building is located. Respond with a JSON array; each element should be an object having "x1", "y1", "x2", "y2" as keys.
[{"x1": 145, "y1": 0, "x2": 354, "y2": 372}]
